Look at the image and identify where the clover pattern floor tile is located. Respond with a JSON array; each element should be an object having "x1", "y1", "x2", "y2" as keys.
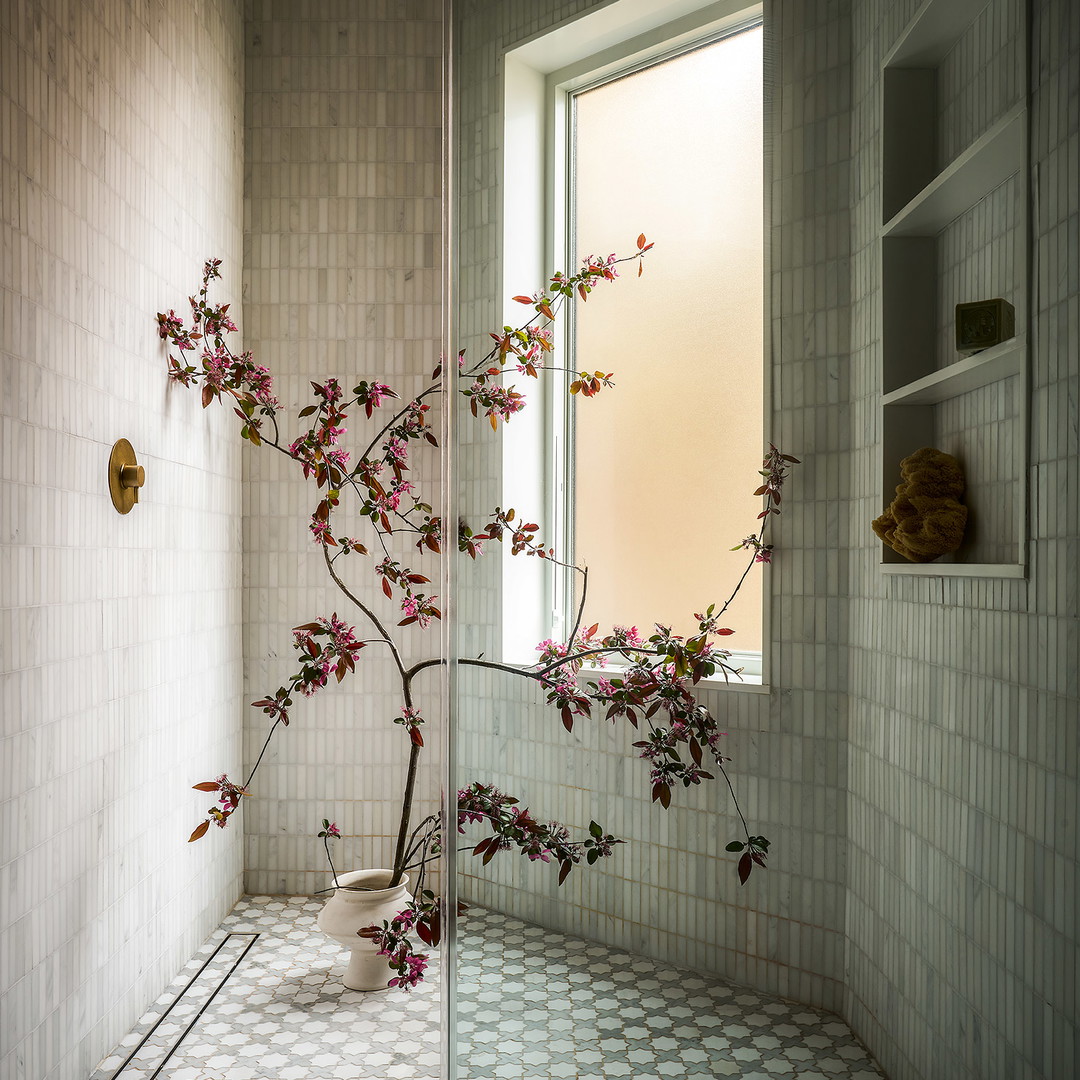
[
  {"x1": 87, "y1": 897, "x2": 440, "y2": 1080},
  {"x1": 456, "y1": 908, "x2": 883, "y2": 1080},
  {"x1": 89, "y1": 897, "x2": 884, "y2": 1080}
]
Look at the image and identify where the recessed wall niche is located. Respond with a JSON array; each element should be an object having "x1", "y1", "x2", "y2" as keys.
[{"x1": 879, "y1": 0, "x2": 1030, "y2": 576}]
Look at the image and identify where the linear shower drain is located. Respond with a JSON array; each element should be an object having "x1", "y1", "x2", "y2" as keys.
[{"x1": 107, "y1": 933, "x2": 260, "y2": 1079}]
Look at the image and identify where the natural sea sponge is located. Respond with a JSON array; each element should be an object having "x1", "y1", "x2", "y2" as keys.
[{"x1": 872, "y1": 447, "x2": 968, "y2": 562}]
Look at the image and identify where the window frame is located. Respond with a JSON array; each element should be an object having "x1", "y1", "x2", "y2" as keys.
[{"x1": 499, "y1": 0, "x2": 770, "y2": 690}]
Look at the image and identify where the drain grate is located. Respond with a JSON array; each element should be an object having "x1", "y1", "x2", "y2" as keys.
[{"x1": 108, "y1": 933, "x2": 260, "y2": 1079}]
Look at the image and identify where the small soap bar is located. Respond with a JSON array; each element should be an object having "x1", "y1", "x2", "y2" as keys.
[{"x1": 955, "y1": 298, "x2": 1015, "y2": 354}]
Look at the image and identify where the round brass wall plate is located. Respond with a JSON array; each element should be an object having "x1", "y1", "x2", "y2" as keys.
[{"x1": 109, "y1": 438, "x2": 144, "y2": 514}]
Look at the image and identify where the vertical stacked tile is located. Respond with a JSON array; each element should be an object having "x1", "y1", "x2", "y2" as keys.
[
  {"x1": 453, "y1": 0, "x2": 851, "y2": 1011},
  {"x1": 846, "y1": 0, "x2": 1079, "y2": 1076},
  {"x1": 0, "y1": 1, "x2": 246, "y2": 1078},
  {"x1": 242, "y1": 0, "x2": 446, "y2": 895}
]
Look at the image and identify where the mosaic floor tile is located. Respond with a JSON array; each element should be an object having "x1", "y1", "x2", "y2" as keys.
[{"x1": 90, "y1": 898, "x2": 884, "y2": 1079}]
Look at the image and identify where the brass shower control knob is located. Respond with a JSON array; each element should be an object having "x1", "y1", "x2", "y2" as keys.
[
  {"x1": 109, "y1": 439, "x2": 145, "y2": 514},
  {"x1": 120, "y1": 463, "x2": 145, "y2": 488}
]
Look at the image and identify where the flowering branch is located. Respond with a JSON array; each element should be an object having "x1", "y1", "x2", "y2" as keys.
[{"x1": 163, "y1": 238, "x2": 798, "y2": 990}]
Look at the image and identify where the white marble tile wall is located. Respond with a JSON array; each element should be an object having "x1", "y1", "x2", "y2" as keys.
[
  {"x1": 453, "y1": 0, "x2": 852, "y2": 1012},
  {"x1": 847, "y1": 1, "x2": 1079, "y2": 1078},
  {"x1": 0, "y1": 2, "x2": 246, "y2": 1079},
  {"x1": 241, "y1": 0, "x2": 446, "y2": 896}
]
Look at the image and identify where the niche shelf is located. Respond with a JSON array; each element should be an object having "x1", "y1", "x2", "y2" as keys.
[{"x1": 878, "y1": 0, "x2": 1030, "y2": 578}]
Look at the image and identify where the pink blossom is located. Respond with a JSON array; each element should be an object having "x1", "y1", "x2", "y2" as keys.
[
  {"x1": 324, "y1": 613, "x2": 360, "y2": 653},
  {"x1": 298, "y1": 661, "x2": 330, "y2": 696},
  {"x1": 157, "y1": 309, "x2": 184, "y2": 340},
  {"x1": 612, "y1": 625, "x2": 645, "y2": 649},
  {"x1": 312, "y1": 378, "x2": 342, "y2": 404},
  {"x1": 202, "y1": 347, "x2": 230, "y2": 390},
  {"x1": 388, "y1": 952, "x2": 428, "y2": 990},
  {"x1": 400, "y1": 595, "x2": 434, "y2": 629},
  {"x1": 386, "y1": 436, "x2": 408, "y2": 465},
  {"x1": 535, "y1": 638, "x2": 568, "y2": 663},
  {"x1": 367, "y1": 382, "x2": 393, "y2": 407}
]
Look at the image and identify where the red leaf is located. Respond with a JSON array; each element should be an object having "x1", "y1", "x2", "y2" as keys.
[
  {"x1": 201, "y1": 383, "x2": 214, "y2": 408},
  {"x1": 188, "y1": 820, "x2": 210, "y2": 843},
  {"x1": 716, "y1": 628, "x2": 735, "y2": 635},
  {"x1": 637, "y1": 232, "x2": 646, "y2": 249},
  {"x1": 561, "y1": 706, "x2": 574, "y2": 732},
  {"x1": 192, "y1": 781, "x2": 219, "y2": 792},
  {"x1": 558, "y1": 860, "x2": 572, "y2": 885},
  {"x1": 512, "y1": 295, "x2": 533, "y2": 304},
  {"x1": 382, "y1": 579, "x2": 393, "y2": 599},
  {"x1": 738, "y1": 851, "x2": 753, "y2": 884},
  {"x1": 410, "y1": 728, "x2": 424, "y2": 747}
]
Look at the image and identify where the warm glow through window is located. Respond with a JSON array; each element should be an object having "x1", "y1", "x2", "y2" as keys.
[{"x1": 571, "y1": 26, "x2": 765, "y2": 655}]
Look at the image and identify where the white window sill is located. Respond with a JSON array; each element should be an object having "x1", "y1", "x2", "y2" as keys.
[{"x1": 576, "y1": 661, "x2": 768, "y2": 694}]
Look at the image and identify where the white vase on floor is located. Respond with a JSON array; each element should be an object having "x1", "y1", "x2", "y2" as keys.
[{"x1": 316, "y1": 869, "x2": 410, "y2": 990}]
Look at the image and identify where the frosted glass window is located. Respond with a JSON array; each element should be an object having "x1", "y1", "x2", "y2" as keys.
[{"x1": 572, "y1": 26, "x2": 765, "y2": 654}]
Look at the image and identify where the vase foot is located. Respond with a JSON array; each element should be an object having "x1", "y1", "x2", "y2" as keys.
[{"x1": 342, "y1": 948, "x2": 394, "y2": 991}]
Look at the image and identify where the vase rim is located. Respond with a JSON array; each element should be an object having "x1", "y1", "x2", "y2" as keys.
[{"x1": 330, "y1": 868, "x2": 409, "y2": 896}]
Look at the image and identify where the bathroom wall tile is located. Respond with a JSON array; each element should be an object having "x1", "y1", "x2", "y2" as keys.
[
  {"x1": 0, "y1": 1, "x2": 246, "y2": 1078},
  {"x1": 242, "y1": 0, "x2": 446, "y2": 896},
  {"x1": 846, "y1": 0, "x2": 1079, "y2": 1076}
]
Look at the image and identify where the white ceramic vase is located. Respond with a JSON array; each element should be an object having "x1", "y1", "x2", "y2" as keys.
[{"x1": 316, "y1": 869, "x2": 411, "y2": 991}]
